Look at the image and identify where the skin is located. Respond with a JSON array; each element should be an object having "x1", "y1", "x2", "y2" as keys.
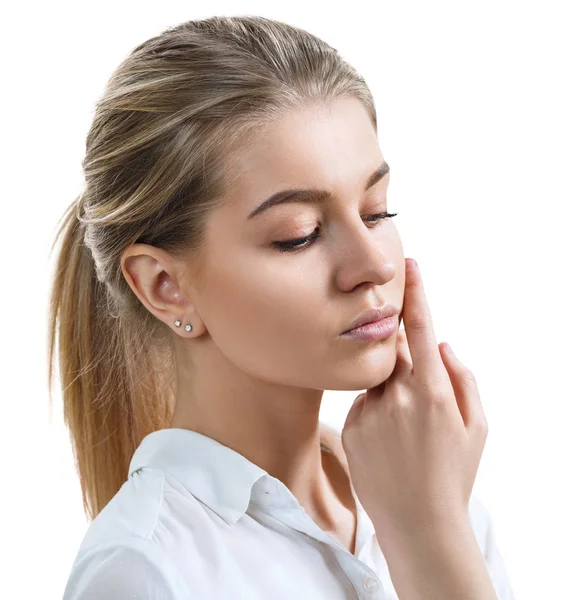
[{"x1": 120, "y1": 95, "x2": 406, "y2": 551}]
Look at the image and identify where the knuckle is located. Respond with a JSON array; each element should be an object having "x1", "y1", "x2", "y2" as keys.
[
  {"x1": 423, "y1": 381, "x2": 452, "y2": 410},
  {"x1": 408, "y1": 314, "x2": 427, "y2": 333},
  {"x1": 393, "y1": 393, "x2": 413, "y2": 411},
  {"x1": 469, "y1": 405, "x2": 488, "y2": 436},
  {"x1": 430, "y1": 393, "x2": 450, "y2": 410},
  {"x1": 390, "y1": 384, "x2": 418, "y2": 414},
  {"x1": 462, "y1": 368, "x2": 477, "y2": 385},
  {"x1": 478, "y1": 415, "x2": 489, "y2": 434},
  {"x1": 418, "y1": 376, "x2": 448, "y2": 403}
]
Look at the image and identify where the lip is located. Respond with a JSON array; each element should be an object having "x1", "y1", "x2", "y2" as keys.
[
  {"x1": 340, "y1": 315, "x2": 398, "y2": 341},
  {"x1": 341, "y1": 304, "x2": 399, "y2": 335}
]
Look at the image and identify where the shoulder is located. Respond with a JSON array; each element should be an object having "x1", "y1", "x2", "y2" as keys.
[
  {"x1": 62, "y1": 536, "x2": 183, "y2": 599},
  {"x1": 63, "y1": 470, "x2": 192, "y2": 599},
  {"x1": 79, "y1": 468, "x2": 166, "y2": 553}
]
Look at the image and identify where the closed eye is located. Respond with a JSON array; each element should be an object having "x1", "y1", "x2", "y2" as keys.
[{"x1": 272, "y1": 211, "x2": 398, "y2": 253}]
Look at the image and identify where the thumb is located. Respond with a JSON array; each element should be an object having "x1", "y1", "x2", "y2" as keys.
[
  {"x1": 343, "y1": 392, "x2": 366, "y2": 436},
  {"x1": 347, "y1": 392, "x2": 367, "y2": 420},
  {"x1": 353, "y1": 391, "x2": 367, "y2": 407}
]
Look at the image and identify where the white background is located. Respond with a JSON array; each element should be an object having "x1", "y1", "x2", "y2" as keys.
[{"x1": 2, "y1": 1, "x2": 561, "y2": 598}]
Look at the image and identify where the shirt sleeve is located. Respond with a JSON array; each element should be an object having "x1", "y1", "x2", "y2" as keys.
[
  {"x1": 63, "y1": 538, "x2": 183, "y2": 600},
  {"x1": 472, "y1": 496, "x2": 518, "y2": 600}
]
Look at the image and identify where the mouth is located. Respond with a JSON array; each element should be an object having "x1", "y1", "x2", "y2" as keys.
[
  {"x1": 340, "y1": 304, "x2": 399, "y2": 335},
  {"x1": 340, "y1": 315, "x2": 399, "y2": 341}
]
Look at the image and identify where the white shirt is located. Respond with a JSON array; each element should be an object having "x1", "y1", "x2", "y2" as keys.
[{"x1": 63, "y1": 426, "x2": 516, "y2": 599}]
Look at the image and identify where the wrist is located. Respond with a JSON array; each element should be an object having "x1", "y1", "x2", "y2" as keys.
[
  {"x1": 374, "y1": 510, "x2": 474, "y2": 558},
  {"x1": 375, "y1": 516, "x2": 498, "y2": 600}
]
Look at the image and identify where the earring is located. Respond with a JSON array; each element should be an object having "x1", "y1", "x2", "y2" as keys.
[{"x1": 174, "y1": 320, "x2": 192, "y2": 332}]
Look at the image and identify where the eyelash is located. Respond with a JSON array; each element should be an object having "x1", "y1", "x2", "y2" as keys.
[{"x1": 272, "y1": 212, "x2": 398, "y2": 253}]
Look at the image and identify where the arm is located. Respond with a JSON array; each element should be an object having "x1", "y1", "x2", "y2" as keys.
[{"x1": 379, "y1": 516, "x2": 499, "y2": 600}]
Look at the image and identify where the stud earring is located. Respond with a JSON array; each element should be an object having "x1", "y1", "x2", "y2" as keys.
[{"x1": 174, "y1": 319, "x2": 192, "y2": 332}]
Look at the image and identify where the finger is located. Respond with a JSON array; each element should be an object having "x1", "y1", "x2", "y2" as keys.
[
  {"x1": 344, "y1": 392, "x2": 368, "y2": 428},
  {"x1": 364, "y1": 329, "x2": 411, "y2": 403},
  {"x1": 394, "y1": 328, "x2": 413, "y2": 374},
  {"x1": 403, "y1": 259, "x2": 443, "y2": 381},
  {"x1": 439, "y1": 343, "x2": 487, "y2": 433}
]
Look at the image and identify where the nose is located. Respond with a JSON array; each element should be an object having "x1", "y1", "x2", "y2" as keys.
[{"x1": 333, "y1": 223, "x2": 394, "y2": 290}]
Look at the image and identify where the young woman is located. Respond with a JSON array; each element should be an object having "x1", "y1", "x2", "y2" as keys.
[{"x1": 49, "y1": 15, "x2": 515, "y2": 599}]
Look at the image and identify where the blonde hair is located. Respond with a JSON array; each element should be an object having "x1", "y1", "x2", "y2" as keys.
[{"x1": 47, "y1": 15, "x2": 378, "y2": 522}]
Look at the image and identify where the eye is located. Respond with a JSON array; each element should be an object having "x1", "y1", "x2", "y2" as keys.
[{"x1": 272, "y1": 211, "x2": 398, "y2": 254}]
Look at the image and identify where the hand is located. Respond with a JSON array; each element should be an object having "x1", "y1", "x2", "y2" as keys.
[{"x1": 341, "y1": 258, "x2": 488, "y2": 545}]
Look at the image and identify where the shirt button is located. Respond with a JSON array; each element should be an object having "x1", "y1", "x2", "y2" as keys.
[{"x1": 363, "y1": 577, "x2": 380, "y2": 592}]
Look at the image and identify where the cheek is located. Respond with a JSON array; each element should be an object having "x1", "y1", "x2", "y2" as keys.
[
  {"x1": 202, "y1": 262, "x2": 326, "y2": 376},
  {"x1": 221, "y1": 265, "x2": 317, "y2": 337}
]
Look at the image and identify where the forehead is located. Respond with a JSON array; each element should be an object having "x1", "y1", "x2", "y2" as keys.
[{"x1": 222, "y1": 97, "x2": 382, "y2": 206}]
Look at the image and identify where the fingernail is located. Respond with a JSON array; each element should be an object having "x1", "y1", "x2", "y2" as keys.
[
  {"x1": 445, "y1": 343, "x2": 455, "y2": 356},
  {"x1": 408, "y1": 259, "x2": 418, "y2": 273}
]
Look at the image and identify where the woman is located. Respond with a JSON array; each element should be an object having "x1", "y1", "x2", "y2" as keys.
[{"x1": 50, "y1": 15, "x2": 516, "y2": 599}]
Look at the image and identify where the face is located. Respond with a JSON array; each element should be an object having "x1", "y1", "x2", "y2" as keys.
[{"x1": 180, "y1": 96, "x2": 406, "y2": 392}]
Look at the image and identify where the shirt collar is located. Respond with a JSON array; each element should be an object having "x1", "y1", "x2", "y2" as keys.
[{"x1": 128, "y1": 427, "x2": 301, "y2": 525}]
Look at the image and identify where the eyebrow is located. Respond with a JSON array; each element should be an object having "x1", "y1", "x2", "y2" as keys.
[{"x1": 247, "y1": 160, "x2": 390, "y2": 220}]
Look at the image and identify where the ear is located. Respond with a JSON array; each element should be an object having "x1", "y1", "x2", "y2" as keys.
[{"x1": 120, "y1": 243, "x2": 200, "y2": 334}]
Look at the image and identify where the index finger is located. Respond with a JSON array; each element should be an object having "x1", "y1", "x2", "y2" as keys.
[{"x1": 402, "y1": 258, "x2": 443, "y2": 380}]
